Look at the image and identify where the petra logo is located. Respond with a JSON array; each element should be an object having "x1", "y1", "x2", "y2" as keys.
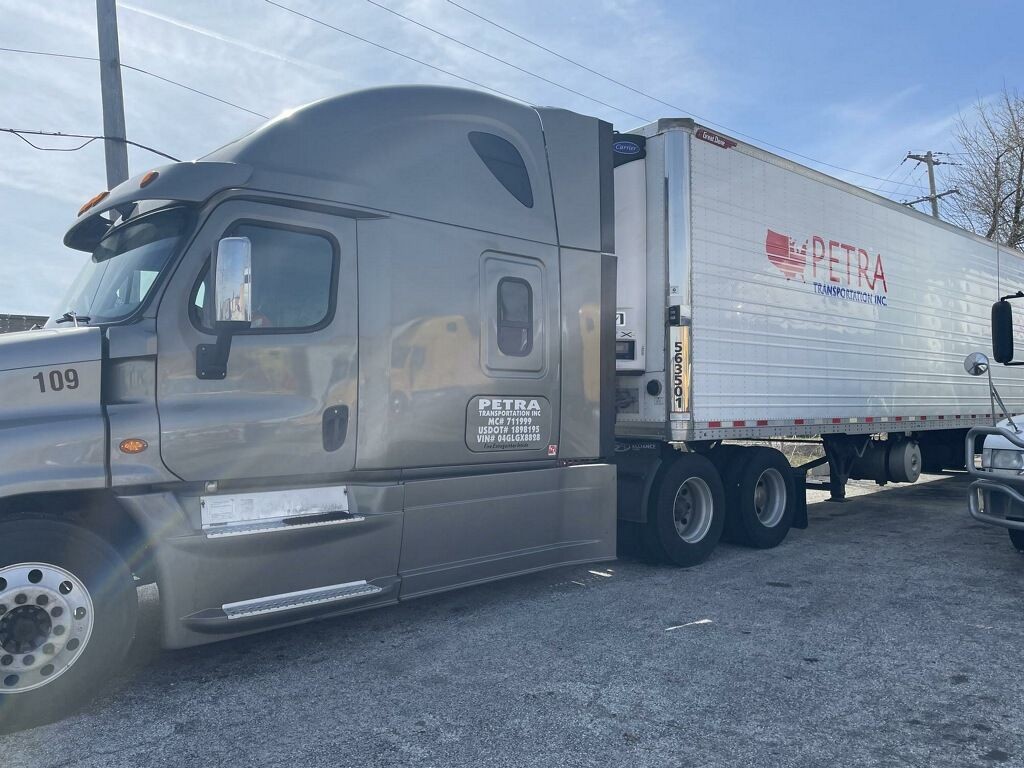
[
  {"x1": 765, "y1": 230, "x2": 806, "y2": 280},
  {"x1": 765, "y1": 228, "x2": 889, "y2": 307}
]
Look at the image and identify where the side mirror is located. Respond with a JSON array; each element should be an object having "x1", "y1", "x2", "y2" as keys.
[
  {"x1": 196, "y1": 237, "x2": 252, "y2": 380},
  {"x1": 964, "y1": 351, "x2": 990, "y2": 376},
  {"x1": 993, "y1": 300, "x2": 1014, "y2": 364},
  {"x1": 214, "y1": 237, "x2": 252, "y2": 325}
]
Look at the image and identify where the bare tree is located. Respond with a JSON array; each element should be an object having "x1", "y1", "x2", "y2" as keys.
[{"x1": 948, "y1": 89, "x2": 1024, "y2": 251}]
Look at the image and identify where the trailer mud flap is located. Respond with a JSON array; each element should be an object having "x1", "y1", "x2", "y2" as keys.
[{"x1": 790, "y1": 468, "x2": 809, "y2": 530}]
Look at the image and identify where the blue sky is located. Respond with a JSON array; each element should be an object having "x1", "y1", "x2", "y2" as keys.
[{"x1": 0, "y1": 0, "x2": 1021, "y2": 314}]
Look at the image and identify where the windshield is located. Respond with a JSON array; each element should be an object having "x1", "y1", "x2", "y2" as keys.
[{"x1": 50, "y1": 207, "x2": 191, "y2": 324}]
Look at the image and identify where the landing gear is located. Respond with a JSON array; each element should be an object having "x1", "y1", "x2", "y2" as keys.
[{"x1": 821, "y1": 434, "x2": 922, "y2": 502}]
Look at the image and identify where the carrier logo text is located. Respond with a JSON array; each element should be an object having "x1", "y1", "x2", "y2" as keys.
[{"x1": 765, "y1": 228, "x2": 888, "y2": 306}]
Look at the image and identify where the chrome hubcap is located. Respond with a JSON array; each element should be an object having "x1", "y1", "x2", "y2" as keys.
[
  {"x1": 672, "y1": 477, "x2": 714, "y2": 543},
  {"x1": 753, "y1": 468, "x2": 786, "y2": 528},
  {"x1": 0, "y1": 563, "x2": 94, "y2": 693}
]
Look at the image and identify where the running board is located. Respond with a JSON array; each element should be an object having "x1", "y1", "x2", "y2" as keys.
[
  {"x1": 205, "y1": 513, "x2": 365, "y2": 539},
  {"x1": 222, "y1": 580, "x2": 382, "y2": 620}
]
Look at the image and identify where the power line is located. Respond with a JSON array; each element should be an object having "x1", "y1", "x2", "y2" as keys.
[
  {"x1": 443, "y1": 1, "x2": 927, "y2": 190},
  {"x1": 361, "y1": 0, "x2": 648, "y2": 122},
  {"x1": 4, "y1": 130, "x2": 98, "y2": 152},
  {"x1": 0, "y1": 46, "x2": 96, "y2": 63},
  {"x1": 264, "y1": 0, "x2": 530, "y2": 105},
  {"x1": 0, "y1": 128, "x2": 180, "y2": 162},
  {"x1": 0, "y1": 46, "x2": 266, "y2": 119},
  {"x1": 121, "y1": 63, "x2": 267, "y2": 118}
]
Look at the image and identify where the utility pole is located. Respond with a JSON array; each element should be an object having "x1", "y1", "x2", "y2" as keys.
[
  {"x1": 96, "y1": 0, "x2": 129, "y2": 188},
  {"x1": 905, "y1": 151, "x2": 957, "y2": 219}
]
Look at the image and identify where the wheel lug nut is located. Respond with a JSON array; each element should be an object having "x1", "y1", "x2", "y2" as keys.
[
  {"x1": 43, "y1": 644, "x2": 55, "y2": 655},
  {"x1": 53, "y1": 626, "x2": 65, "y2": 636},
  {"x1": 36, "y1": 595, "x2": 49, "y2": 606},
  {"x1": 0, "y1": 655, "x2": 12, "y2": 666},
  {"x1": 14, "y1": 594, "x2": 27, "y2": 605},
  {"x1": 50, "y1": 606, "x2": 63, "y2": 618},
  {"x1": 23, "y1": 655, "x2": 34, "y2": 666}
]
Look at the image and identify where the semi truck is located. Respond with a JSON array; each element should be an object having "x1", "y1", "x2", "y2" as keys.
[{"x1": 1, "y1": 85, "x2": 1019, "y2": 730}]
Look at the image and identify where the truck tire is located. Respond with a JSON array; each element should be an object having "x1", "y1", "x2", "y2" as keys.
[
  {"x1": 720, "y1": 447, "x2": 795, "y2": 549},
  {"x1": 0, "y1": 518, "x2": 138, "y2": 733},
  {"x1": 643, "y1": 453, "x2": 725, "y2": 567}
]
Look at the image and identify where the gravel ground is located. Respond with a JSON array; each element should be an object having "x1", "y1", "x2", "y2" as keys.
[{"x1": 3, "y1": 472, "x2": 1023, "y2": 768}]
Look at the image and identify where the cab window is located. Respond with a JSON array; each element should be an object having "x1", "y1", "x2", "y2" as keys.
[{"x1": 191, "y1": 223, "x2": 336, "y2": 332}]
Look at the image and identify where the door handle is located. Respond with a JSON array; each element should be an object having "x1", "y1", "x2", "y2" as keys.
[{"x1": 322, "y1": 405, "x2": 349, "y2": 452}]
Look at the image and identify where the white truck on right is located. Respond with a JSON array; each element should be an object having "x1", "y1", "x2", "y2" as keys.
[{"x1": 964, "y1": 297, "x2": 1024, "y2": 552}]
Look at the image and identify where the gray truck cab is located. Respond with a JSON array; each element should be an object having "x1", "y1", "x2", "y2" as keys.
[{"x1": 0, "y1": 86, "x2": 618, "y2": 730}]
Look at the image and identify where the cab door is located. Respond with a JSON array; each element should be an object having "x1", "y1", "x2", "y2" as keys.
[{"x1": 155, "y1": 201, "x2": 358, "y2": 482}]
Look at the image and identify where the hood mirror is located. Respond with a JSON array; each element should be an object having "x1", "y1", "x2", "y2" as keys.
[{"x1": 964, "y1": 352, "x2": 990, "y2": 376}]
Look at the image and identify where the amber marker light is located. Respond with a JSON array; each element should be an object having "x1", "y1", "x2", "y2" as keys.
[
  {"x1": 77, "y1": 190, "x2": 109, "y2": 217},
  {"x1": 119, "y1": 438, "x2": 148, "y2": 454},
  {"x1": 139, "y1": 170, "x2": 159, "y2": 188}
]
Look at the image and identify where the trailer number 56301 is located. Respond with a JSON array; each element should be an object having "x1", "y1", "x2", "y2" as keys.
[{"x1": 32, "y1": 369, "x2": 80, "y2": 393}]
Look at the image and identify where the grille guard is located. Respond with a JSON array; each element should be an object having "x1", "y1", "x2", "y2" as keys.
[{"x1": 965, "y1": 426, "x2": 1024, "y2": 531}]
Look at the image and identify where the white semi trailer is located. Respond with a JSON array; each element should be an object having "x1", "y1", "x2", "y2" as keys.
[{"x1": 0, "y1": 86, "x2": 1018, "y2": 729}]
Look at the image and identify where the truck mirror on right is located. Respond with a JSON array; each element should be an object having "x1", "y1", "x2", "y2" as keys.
[{"x1": 992, "y1": 300, "x2": 1014, "y2": 364}]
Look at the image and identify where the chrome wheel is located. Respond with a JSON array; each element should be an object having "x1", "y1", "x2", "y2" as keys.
[
  {"x1": 0, "y1": 563, "x2": 94, "y2": 694},
  {"x1": 672, "y1": 477, "x2": 714, "y2": 543},
  {"x1": 753, "y1": 468, "x2": 787, "y2": 528}
]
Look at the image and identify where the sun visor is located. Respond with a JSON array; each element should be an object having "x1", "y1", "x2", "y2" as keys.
[{"x1": 64, "y1": 161, "x2": 253, "y2": 251}]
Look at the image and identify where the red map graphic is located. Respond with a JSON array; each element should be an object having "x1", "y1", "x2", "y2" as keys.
[{"x1": 765, "y1": 229, "x2": 806, "y2": 280}]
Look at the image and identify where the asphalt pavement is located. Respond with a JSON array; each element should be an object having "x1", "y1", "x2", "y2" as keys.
[{"x1": 3, "y1": 472, "x2": 1023, "y2": 768}]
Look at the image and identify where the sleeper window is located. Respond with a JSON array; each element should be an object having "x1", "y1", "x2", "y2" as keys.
[
  {"x1": 192, "y1": 223, "x2": 335, "y2": 332},
  {"x1": 469, "y1": 131, "x2": 534, "y2": 208},
  {"x1": 497, "y1": 277, "x2": 533, "y2": 357}
]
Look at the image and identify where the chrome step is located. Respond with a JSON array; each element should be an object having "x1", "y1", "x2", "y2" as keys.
[
  {"x1": 222, "y1": 580, "x2": 382, "y2": 620},
  {"x1": 205, "y1": 514, "x2": 365, "y2": 539}
]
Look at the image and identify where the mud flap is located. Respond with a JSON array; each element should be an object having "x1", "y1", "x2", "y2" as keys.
[{"x1": 790, "y1": 467, "x2": 809, "y2": 530}]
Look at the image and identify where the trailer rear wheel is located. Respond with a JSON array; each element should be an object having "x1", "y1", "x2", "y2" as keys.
[
  {"x1": 721, "y1": 447, "x2": 795, "y2": 549},
  {"x1": 643, "y1": 454, "x2": 725, "y2": 567},
  {"x1": 0, "y1": 518, "x2": 138, "y2": 733}
]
